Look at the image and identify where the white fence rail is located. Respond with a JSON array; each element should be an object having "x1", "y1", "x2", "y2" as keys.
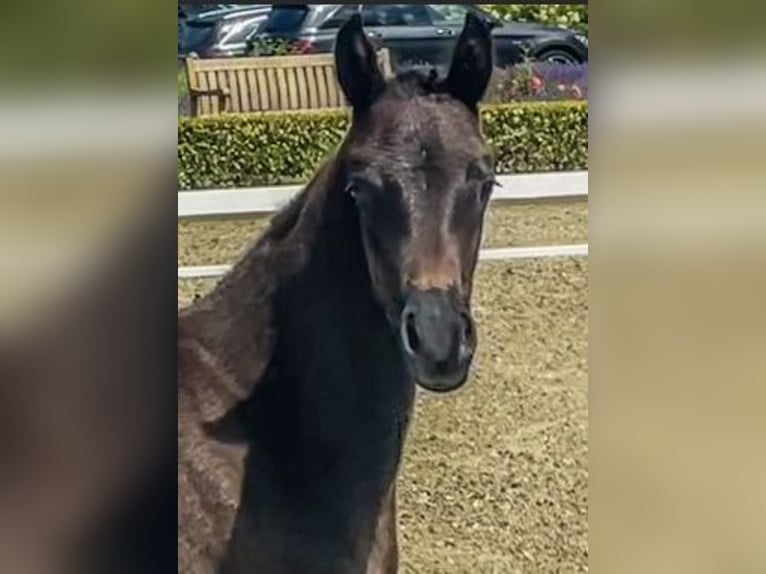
[
  {"x1": 178, "y1": 171, "x2": 588, "y2": 220},
  {"x1": 178, "y1": 171, "x2": 588, "y2": 280},
  {"x1": 178, "y1": 244, "x2": 588, "y2": 280}
]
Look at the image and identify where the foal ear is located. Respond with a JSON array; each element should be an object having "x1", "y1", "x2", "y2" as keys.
[
  {"x1": 445, "y1": 12, "x2": 494, "y2": 110},
  {"x1": 335, "y1": 14, "x2": 385, "y2": 110}
]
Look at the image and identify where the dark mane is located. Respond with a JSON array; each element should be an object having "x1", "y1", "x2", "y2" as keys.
[
  {"x1": 177, "y1": 160, "x2": 348, "y2": 572},
  {"x1": 388, "y1": 66, "x2": 444, "y2": 98},
  {"x1": 179, "y1": 158, "x2": 341, "y2": 421}
]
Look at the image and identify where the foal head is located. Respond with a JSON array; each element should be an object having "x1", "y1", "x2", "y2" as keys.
[{"x1": 335, "y1": 14, "x2": 495, "y2": 393}]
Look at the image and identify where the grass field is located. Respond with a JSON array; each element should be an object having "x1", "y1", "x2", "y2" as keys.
[{"x1": 178, "y1": 202, "x2": 588, "y2": 573}]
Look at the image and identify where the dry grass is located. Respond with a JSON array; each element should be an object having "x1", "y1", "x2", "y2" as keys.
[
  {"x1": 177, "y1": 205, "x2": 588, "y2": 573},
  {"x1": 398, "y1": 259, "x2": 588, "y2": 573}
]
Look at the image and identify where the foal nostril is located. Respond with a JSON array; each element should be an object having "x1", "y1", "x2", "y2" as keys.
[
  {"x1": 457, "y1": 311, "x2": 476, "y2": 363},
  {"x1": 401, "y1": 309, "x2": 420, "y2": 355},
  {"x1": 399, "y1": 292, "x2": 475, "y2": 390},
  {"x1": 461, "y1": 311, "x2": 474, "y2": 342}
]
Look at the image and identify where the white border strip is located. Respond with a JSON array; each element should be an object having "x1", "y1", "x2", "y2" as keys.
[
  {"x1": 178, "y1": 244, "x2": 588, "y2": 280},
  {"x1": 479, "y1": 243, "x2": 588, "y2": 262},
  {"x1": 178, "y1": 171, "x2": 588, "y2": 220}
]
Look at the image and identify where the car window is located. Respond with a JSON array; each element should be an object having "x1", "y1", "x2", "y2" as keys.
[
  {"x1": 427, "y1": 4, "x2": 471, "y2": 24},
  {"x1": 261, "y1": 5, "x2": 309, "y2": 34},
  {"x1": 179, "y1": 4, "x2": 228, "y2": 19},
  {"x1": 318, "y1": 5, "x2": 360, "y2": 30},
  {"x1": 362, "y1": 5, "x2": 432, "y2": 27},
  {"x1": 221, "y1": 16, "x2": 268, "y2": 45},
  {"x1": 181, "y1": 20, "x2": 218, "y2": 53}
]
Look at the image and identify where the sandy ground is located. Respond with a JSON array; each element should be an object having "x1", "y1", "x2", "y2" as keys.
[
  {"x1": 178, "y1": 202, "x2": 588, "y2": 267},
  {"x1": 178, "y1": 203, "x2": 588, "y2": 573}
]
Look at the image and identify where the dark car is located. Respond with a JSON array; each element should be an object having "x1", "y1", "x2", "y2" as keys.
[
  {"x1": 178, "y1": 4, "x2": 272, "y2": 58},
  {"x1": 178, "y1": 4, "x2": 238, "y2": 20},
  {"x1": 248, "y1": 4, "x2": 587, "y2": 71}
]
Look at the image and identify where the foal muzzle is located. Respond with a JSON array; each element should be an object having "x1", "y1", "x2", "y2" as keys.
[{"x1": 399, "y1": 289, "x2": 475, "y2": 392}]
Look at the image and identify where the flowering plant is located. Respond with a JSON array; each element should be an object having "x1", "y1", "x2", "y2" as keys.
[
  {"x1": 486, "y1": 61, "x2": 588, "y2": 103},
  {"x1": 247, "y1": 38, "x2": 315, "y2": 57}
]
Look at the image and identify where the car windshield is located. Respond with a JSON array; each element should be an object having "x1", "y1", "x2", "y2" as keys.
[
  {"x1": 262, "y1": 5, "x2": 310, "y2": 34},
  {"x1": 362, "y1": 5, "x2": 432, "y2": 27}
]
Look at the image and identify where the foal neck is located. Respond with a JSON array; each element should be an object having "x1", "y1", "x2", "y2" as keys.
[
  {"x1": 223, "y1": 175, "x2": 415, "y2": 573},
  {"x1": 270, "y1": 173, "x2": 414, "y2": 479}
]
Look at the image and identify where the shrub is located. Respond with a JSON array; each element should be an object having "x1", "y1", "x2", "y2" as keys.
[
  {"x1": 481, "y1": 4, "x2": 588, "y2": 33},
  {"x1": 481, "y1": 102, "x2": 588, "y2": 174},
  {"x1": 178, "y1": 101, "x2": 588, "y2": 189},
  {"x1": 178, "y1": 64, "x2": 190, "y2": 117}
]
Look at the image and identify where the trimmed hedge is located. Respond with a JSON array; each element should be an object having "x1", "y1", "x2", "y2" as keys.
[
  {"x1": 178, "y1": 102, "x2": 588, "y2": 190},
  {"x1": 481, "y1": 4, "x2": 588, "y2": 33}
]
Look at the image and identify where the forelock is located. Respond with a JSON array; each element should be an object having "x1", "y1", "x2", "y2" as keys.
[
  {"x1": 346, "y1": 66, "x2": 484, "y2": 162},
  {"x1": 389, "y1": 66, "x2": 445, "y2": 98}
]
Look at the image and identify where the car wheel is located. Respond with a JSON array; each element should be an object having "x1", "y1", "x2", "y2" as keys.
[{"x1": 536, "y1": 49, "x2": 580, "y2": 65}]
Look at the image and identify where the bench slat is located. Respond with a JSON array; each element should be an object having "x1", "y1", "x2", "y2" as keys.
[
  {"x1": 305, "y1": 65, "x2": 318, "y2": 109},
  {"x1": 198, "y1": 70, "x2": 211, "y2": 116},
  {"x1": 270, "y1": 67, "x2": 278, "y2": 110},
  {"x1": 183, "y1": 50, "x2": 392, "y2": 116},
  {"x1": 215, "y1": 70, "x2": 230, "y2": 114},
  {"x1": 286, "y1": 67, "x2": 299, "y2": 110}
]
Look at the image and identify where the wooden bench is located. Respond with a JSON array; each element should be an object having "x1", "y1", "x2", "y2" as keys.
[{"x1": 184, "y1": 50, "x2": 392, "y2": 116}]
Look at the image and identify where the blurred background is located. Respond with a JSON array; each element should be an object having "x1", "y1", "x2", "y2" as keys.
[
  {"x1": 589, "y1": 1, "x2": 766, "y2": 573},
  {"x1": 0, "y1": 0, "x2": 174, "y2": 339},
  {"x1": 0, "y1": 2, "x2": 176, "y2": 572}
]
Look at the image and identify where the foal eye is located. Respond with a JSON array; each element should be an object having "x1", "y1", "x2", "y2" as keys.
[
  {"x1": 346, "y1": 177, "x2": 380, "y2": 205},
  {"x1": 345, "y1": 182, "x2": 359, "y2": 199},
  {"x1": 346, "y1": 182, "x2": 368, "y2": 203}
]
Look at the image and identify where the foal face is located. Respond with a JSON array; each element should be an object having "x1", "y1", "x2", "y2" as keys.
[{"x1": 336, "y1": 14, "x2": 495, "y2": 392}]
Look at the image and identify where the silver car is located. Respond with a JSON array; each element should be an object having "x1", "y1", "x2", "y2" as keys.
[{"x1": 179, "y1": 4, "x2": 272, "y2": 58}]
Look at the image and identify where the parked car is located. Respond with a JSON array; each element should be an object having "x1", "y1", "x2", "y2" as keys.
[
  {"x1": 178, "y1": 4, "x2": 272, "y2": 58},
  {"x1": 247, "y1": 4, "x2": 588, "y2": 70},
  {"x1": 178, "y1": 4, "x2": 238, "y2": 20}
]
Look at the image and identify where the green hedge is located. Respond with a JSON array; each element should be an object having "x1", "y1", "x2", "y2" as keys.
[
  {"x1": 178, "y1": 102, "x2": 588, "y2": 190},
  {"x1": 481, "y1": 4, "x2": 588, "y2": 33}
]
